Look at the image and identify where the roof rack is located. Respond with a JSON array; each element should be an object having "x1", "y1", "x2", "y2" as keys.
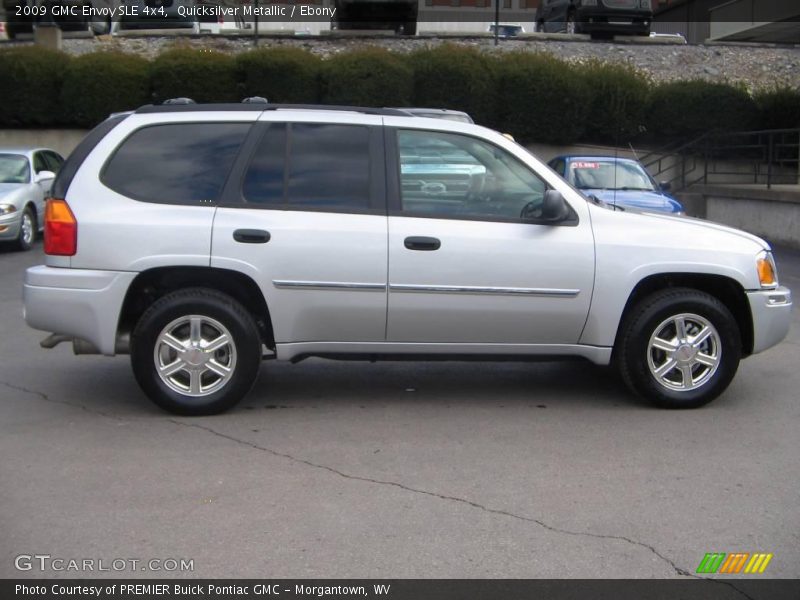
[
  {"x1": 135, "y1": 102, "x2": 411, "y2": 117},
  {"x1": 161, "y1": 97, "x2": 196, "y2": 105}
]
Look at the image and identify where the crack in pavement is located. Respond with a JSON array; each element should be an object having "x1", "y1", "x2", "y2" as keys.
[
  {"x1": 171, "y1": 419, "x2": 756, "y2": 599},
  {"x1": 0, "y1": 379, "x2": 757, "y2": 599},
  {"x1": 0, "y1": 380, "x2": 122, "y2": 421}
]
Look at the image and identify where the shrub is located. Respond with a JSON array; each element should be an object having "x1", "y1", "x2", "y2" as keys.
[
  {"x1": 237, "y1": 47, "x2": 321, "y2": 104},
  {"x1": 646, "y1": 80, "x2": 757, "y2": 141},
  {"x1": 0, "y1": 47, "x2": 70, "y2": 127},
  {"x1": 60, "y1": 51, "x2": 150, "y2": 127},
  {"x1": 576, "y1": 59, "x2": 650, "y2": 144},
  {"x1": 493, "y1": 52, "x2": 592, "y2": 145},
  {"x1": 320, "y1": 48, "x2": 412, "y2": 107},
  {"x1": 755, "y1": 86, "x2": 800, "y2": 130},
  {"x1": 150, "y1": 48, "x2": 239, "y2": 104},
  {"x1": 408, "y1": 44, "x2": 495, "y2": 125}
]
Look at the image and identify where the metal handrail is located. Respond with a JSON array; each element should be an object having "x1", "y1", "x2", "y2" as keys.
[{"x1": 640, "y1": 128, "x2": 800, "y2": 192}]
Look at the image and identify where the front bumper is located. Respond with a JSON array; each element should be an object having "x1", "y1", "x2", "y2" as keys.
[
  {"x1": 23, "y1": 265, "x2": 137, "y2": 356},
  {"x1": 747, "y1": 286, "x2": 792, "y2": 354},
  {"x1": 0, "y1": 211, "x2": 22, "y2": 241}
]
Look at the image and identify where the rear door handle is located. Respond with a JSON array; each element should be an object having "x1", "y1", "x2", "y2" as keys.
[
  {"x1": 404, "y1": 236, "x2": 441, "y2": 251},
  {"x1": 233, "y1": 229, "x2": 270, "y2": 244}
]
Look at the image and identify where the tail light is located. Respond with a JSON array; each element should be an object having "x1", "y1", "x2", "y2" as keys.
[{"x1": 44, "y1": 198, "x2": 78, "y2": 256}]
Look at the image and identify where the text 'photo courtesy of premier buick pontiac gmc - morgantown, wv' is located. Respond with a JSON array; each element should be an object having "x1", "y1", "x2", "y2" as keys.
[{"x1": 23, "y1": 103, "x2": 792, "y2": 415}]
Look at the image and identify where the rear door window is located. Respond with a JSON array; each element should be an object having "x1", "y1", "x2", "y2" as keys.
[
  {"x1": 242, "y1": 123, "x2": 374, "y2": 211},
  {"x1": 102, "y1": 123, "x2": 250, "y2": 204}
]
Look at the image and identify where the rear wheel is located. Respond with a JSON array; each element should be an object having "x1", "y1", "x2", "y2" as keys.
[
  {"x1": 617, "y1": 288, "x2": 741, "y2": 409},
  {"x1": 131, "y1": 288, "x2": 262, "y2": 415}
]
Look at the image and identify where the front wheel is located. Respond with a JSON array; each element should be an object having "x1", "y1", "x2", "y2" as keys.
[
  {"x1": 617, "y1": 288, "x2": 741, "y2": 409},
  {"x1": 131, "y1": 288, "x2": 262, "y2": 415},
  {"x1": 15, "y1": 206, "x2": 35, "y2": 251}
]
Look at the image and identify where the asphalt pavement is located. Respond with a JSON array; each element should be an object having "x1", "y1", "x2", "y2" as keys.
[{"x1": 1, "y1": 243, "x2": 798, "y2": 581}]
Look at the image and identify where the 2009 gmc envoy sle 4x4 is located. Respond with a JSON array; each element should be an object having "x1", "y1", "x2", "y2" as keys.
[{"x1": 23, "y1": 103, "x2": 792, "y2": 415}]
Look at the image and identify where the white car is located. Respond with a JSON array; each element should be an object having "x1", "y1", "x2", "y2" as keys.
[
  {"x1": 22, "y1": 103, "x2": 792, "y2": 414},
  {"x1": 0, "y1": 148, "x2": 64, "y2": 251}
]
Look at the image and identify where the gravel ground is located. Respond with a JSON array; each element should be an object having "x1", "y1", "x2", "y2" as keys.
[{"x1": 3, "y1": 33, "x2": 800, "y2": 89}]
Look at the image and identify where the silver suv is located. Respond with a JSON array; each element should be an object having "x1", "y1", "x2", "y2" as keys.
[{"x1": 23, "y1": 104, "x2": 792, "y2": 415}]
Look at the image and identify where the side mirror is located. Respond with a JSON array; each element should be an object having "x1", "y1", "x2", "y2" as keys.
[
  {"x1": 36, "y1": 170, "x2": 55, "y2": 183},
  {"x1": 659, "y1": 181, "x2": 672, "y2": 192},
  {"x1": 521, "y1": 190, "x2": 571, "y2": 224},
  {"x1": 538, "y1": 190, "x2": 571, "y2": 223}
]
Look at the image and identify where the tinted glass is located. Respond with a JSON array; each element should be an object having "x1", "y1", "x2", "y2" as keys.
[
  {"x1": 33, "y1": 152, "x2": 48, "y2": 174},
  {"x1": 43, "y1": 151, "x2": 64, "y2": 173},
  {"x1": 103, "y1": 123, "x2": 250, "y2": 204},
  {"x1": 242, "y1": 124, "x2": 286, "y2": 205},
  {"x1": 0, "y1": 154, "x2": 30, "y2": 184},
  {"x1": 397, "y1": 130, "x2": 546, "y2": 221},
  {"x1": 287, "y1": 124, "x2": 370, "y2": 209}
]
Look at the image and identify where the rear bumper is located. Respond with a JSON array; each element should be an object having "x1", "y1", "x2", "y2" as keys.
[
  {"x1": 576, "y1": 7, "x2": 651, "y2": 34},
  {"x1": 23, "y1": 265, "x2": 137, "y2": 356},
  {"x1": 747, "y1": 286, "x2": 792, "y2": 354}
]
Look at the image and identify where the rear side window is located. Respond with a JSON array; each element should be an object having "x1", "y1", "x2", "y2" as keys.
[
  {"x1": 103, "y1": 123, "x2": 250, "y2": 204},
  {"x1": 242, "y1": 123, "x2": 371, "y2": 210}
]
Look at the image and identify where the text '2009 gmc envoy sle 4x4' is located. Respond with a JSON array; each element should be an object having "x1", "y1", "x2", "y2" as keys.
[{"x1": 23, "y1": 103, "x2": 792, "y2": 415}]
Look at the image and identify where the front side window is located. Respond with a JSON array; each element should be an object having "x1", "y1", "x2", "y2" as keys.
[
  {"x1": 43, "y1": 151, "x2": 64, "y2": 174},
  {"x1": 102, "y1": 123, "x2": 250, "y2": 204},
  {"x1": 397, "y1": 129, "x2": 546, "y2": 221},
  {"x1": 243, "y1": 123, "x2": 372, "y2": 211},
  {"x1": 0, "y1": 154, "x2": 31, "y2": 184},
  {"x1": 33, "y1": 152, "x2": 48, "y2": 174}
]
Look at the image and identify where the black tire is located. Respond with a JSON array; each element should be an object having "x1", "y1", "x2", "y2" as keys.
[
  {"x1": 15, "y1": 206, "x2": 36, "y2": 251},
  {"x1": 617, "y1": 288, "x2": 741, "y2": 409},
  {"x1": 131, "y1": 288, "x2": 262, "y2": 415}
]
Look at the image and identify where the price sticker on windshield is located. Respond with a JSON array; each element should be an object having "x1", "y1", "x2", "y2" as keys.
[{"x1": 573, "y1": 162, "x2": 600, "y2": 169}]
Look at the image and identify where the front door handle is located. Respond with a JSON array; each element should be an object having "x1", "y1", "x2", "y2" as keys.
[
  {"x1": 233, "y1": 229, "x2": 270, "y2": 244},
  {"x1": 404, "y1": 236, "x2": 441, "y2": 251}
]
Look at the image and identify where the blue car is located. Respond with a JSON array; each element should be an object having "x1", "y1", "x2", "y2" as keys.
[{"x1": 547, "y1": 155, "x2": 684, "y2": 214}]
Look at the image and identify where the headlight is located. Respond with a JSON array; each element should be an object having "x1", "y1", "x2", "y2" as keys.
[
  {"x1": 0, "y1": 204, "x2": 17, "y2": 216},
  {"x1": 640, "y1": 0, "x2": 650, "y2": 8},
  {"x1": 756, "y1": 251, "x2": 778, "y2": 288}
]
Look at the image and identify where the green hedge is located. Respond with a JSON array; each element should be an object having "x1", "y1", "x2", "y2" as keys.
[
  {"x1": 320, "y1": 47, "x2": 412, "y2": 107},
  {"x1": 60, "y1": 51, "x2": 150, "y2": 127},
  {"x1": 646, "y1": 80, "x2": 758, "y2": 141},
  {"x1": 1, "y1": 44, "x2": 796, "y2": 147},
  {"x1": 408, "y1": 44, "x2": 495, "y2": 126},
  {"x1": 0, "y1": 47, "x2": 69, "y2": 127},
  {"x1": 494, "y1": 52, "x2": 592, "y2": 145},
  {"x1": 151, "y1": 48, "x2": 239, "y2": 104},
  {"x1": 755, "y1": 87, "x2": 800, "y2": 130},
  {"x1": 237, "y1": 47, "x2": 321, "y2": 104},
  {"x1": 576, "y1": 59, "x2": 650, "y2": 143}
]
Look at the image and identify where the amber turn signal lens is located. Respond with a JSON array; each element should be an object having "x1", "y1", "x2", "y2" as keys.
[
  {"x1": 44, "y1": 198, "x2": 77, "y2": 256},
  {"x1": 757, "y1": 257, "x2": 776, "y2": 287}
]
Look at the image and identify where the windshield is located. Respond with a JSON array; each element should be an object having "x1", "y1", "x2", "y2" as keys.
[
  {"x1": 569, "y1": 160, "x2": 655, "y2": 191},
  {"x1": 0, "y1": 154, "x2": 31, "y2": 184}
]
